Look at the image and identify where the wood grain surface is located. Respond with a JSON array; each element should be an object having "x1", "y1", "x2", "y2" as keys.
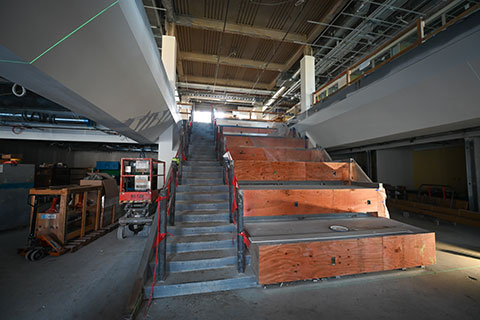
[
  {"x1": 243, "y1": 188, "x2": 387, "y2": 217},
  {"x1": 254, "y1": 232, "x2": 435, "y2": 284}
]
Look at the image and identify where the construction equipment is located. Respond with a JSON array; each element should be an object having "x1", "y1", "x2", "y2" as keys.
[
  {"x1": 117, "y1": 158, "x2": 165, "y2": 239},
  {"x1": 19, "y1": 185, "x2": 104, "y2": 261}
]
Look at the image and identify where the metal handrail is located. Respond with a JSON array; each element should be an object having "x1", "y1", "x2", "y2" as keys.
[{"x1": 125, "y1": 119, "x2": 191, "y2": 318}]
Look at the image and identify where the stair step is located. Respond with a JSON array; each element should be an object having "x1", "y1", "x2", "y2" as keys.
[
  {"x1": 144, "y1": 266, "x2": 258, "y2": 298},
  {"x1": 176, "y1": 210, "x2": 230, "y2": 222},
  {"x1": 150, "y1": 249, "x2": 251, "y2": 272},
  {"x1": 182, "y1": 178, "x2": 224, "y2": 185},
  {"x1": 176, "y1": 191, "x2": 228, "y2": 201},
  {"x1": 176, "y1": 200, "x2": 229, "y2": 211},
  {"x1": 189, "y1": 155, "x2": 217, "y2": 160},
  {"x1": 184, "y1": 160, "x2": 220, "y2": 166},
  {"x1": 182, "y1": 166, "x2": 223, "y2": 173},
  {"x1": 182, "y1": 172, "x2": 223, "y2": 179},
  {"x1": 167, "y1": 233, "x2": 235, "y2": 253},
  {"x1": 168, "y1": 251, "x2": 237, "y2": 272},
  {"x1": 169, "y1": 221, "x2": 233, "y2": 236},
  {"x1": 177, "y1": 184, "x2": 228, "y2": 192}
]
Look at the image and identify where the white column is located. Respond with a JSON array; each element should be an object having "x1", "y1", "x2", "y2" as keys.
[
  {"x1": 300, "y1": 55, "x2": 315, "y2": 113},
  {"x1": 158, "y1": 124, "x2": 177, "y2": 187},
  {"x1": 161, "y1": 35, "x2": 177, "y2": 92}
]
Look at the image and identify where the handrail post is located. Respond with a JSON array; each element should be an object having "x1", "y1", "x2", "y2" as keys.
[
  {"x1": 169, "y1": 162, "x2": 178, "y2": 226},
  {"x1": 158, "y1": 188, "x2": 168, "y2": 281},
  {"x1": 227, "y1": 161, "x2": 234, "y2": 223},
  {"x1": 236, "y1": 190, "x2": 245, "y2": 273}
]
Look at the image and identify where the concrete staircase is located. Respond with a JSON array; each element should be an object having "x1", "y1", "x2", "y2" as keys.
[{"x1": 145, "y1": 122, "x2": 257, "y2": 299}]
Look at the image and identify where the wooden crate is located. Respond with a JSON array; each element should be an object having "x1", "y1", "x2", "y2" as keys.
[{"x1": 29, "y1": 185, "x2": 103, "y2": 246}]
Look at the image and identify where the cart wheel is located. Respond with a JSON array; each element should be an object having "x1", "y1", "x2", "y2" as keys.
[
  {"x1": 31, "y1": 249, "x2": 46, "y2": 261},
  {"x1": 25, "y1": 249, "x2": 34, "y2": 261},
  {"x1": 117, "y1": 226, "x2": 126, "y2": 240}
]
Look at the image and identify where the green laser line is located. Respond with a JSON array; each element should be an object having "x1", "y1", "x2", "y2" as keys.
[
  {"x1": 28, "y1": 0, "x2": 119, "y2": 64},
  {"x1": 0, "y1": 1, "x2": 119, "y2": 65},
  {"x1": 29, "y1": 0, "x2": 119, "y2": 64}
]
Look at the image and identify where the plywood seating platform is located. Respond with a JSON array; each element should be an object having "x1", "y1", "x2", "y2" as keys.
[
  {"x1": 244, "y1": 217, "x2": 435, "y2": 285},
  {"x1": 225, "y1": 136, "x2": 306, "y2": 148},
  {"x1": 241, "y1": 185, "x2": 388, "y2": 218},
  {"x1": 228, "y1": 146, "x2": 328, "y2": 162},
  {"x1": 222, "y1": 127, "x2": 278, "y2": 135},
  {"x1": 234, "y1": 160, "x2": 369, "y2": 182}
]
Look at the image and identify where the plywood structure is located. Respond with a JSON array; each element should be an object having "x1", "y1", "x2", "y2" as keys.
[
  {"x1": 234, "y1": 160, "x2": 350, "y2": 181},
  {"x1": 222, "y1": 127, "x2": 277, "y2": 135},
  {"x1": 215, "y1": 123, "x2": 435, "y2": 285},
  {"x1": 253, "y1": 233, "x2": 435, "y2": 284},
  {"x1": 245, "y1": 218, "x2": 435, "y2": 285},
  {"x1": 228, "y1": 146, "x2": 327, "y2": 162},
  {"x1": 242, "y1": 187, "x2": 388, "y2": 218},
  {"x1": 225, "y1": 136, "x2": 305, "y2": 148}
]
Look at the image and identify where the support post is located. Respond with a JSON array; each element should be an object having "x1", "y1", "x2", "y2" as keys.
[
  {"x1": 158, "y1": 188, "x2": 168, "y2": 281},
  {"x1": 169, "y1": 162, "x2": 178, "y2": 226},
  {"x1": 228, "y1": 162, "x2": 234, "y2": 224},
  {"x1": 465, "y1": 138, "x2": 480, "y2": 211},
  {"x1": 236, "y1": 191, "x2": 245, "y2": 273},
  {"x1": 300, "y1": 55, "x2": 315, "y2": 112},
  {"x1": 366, "y1": 150, "x2": 372, "y2": 179}
]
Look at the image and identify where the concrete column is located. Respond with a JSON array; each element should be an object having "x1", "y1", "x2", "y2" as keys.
[
  {"x1": 300, "y1": 55, "x2": 315, "y2": 113},
  {"x1": 161, "y1": 35, "x2": 177, "y2": 92},
  {"x1": 465, "y1": 137, "x2": 480, "y2": 211},
  {"x1": 158, "y1": 124, "x2": 176, "y2": 186}
]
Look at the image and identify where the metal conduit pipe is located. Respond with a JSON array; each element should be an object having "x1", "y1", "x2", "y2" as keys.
[
  {"x1": 282, "y1": 1, "x2": 371, "y2": 98},
  {"x1": 314, "y1": 0, "x2": 408, "y2": 79}
]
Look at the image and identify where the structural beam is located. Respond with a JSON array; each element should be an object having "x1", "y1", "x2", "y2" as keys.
[
  {"x1": 180, "y1": 75, "x2": 272, "y2": 90},
  {"x1": 175, "y1": 15, "x2": 306, "y2": 43},
  {"x1": 179, "y1": 51, "x2": 285, "y2": 72}
]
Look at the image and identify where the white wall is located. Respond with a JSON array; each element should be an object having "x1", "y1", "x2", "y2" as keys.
[
  {"x1": 158, "y1": 123, "x2": 180, "y2": 182},
  {"x1": 376, "y1": 148, "x2": 414, "y2": 189}
]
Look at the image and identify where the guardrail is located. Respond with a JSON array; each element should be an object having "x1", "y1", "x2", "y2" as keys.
[
  {"x1": 312, "y1": 2, "x2": 480, "y2": 106},
  {"x1": 125, "y1": 119, "x2": 190, "y2": 319}
]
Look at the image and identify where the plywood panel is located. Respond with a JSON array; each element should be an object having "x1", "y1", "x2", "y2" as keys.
[
  {"x1": 243, "y1": 188, "x2": 386, "y2": 217},
  {"x1": 228, "y1": 146, "x2": 326, "y2": 162},
  {"x1": 234, "y1": 161, "x2": 349, "y2": 181},
  {"x1": 225, "y1": 136, "x2": 305, "y2": 148},
  {"x1": 383, "y1": 233, "x2": 436, "y2": 269},
  {"x1": 255, "y1": 232, "x2": 435, "y2": 284},
  {"x1": 222, "y1": 127, "x2": 277, "y2": 135}
]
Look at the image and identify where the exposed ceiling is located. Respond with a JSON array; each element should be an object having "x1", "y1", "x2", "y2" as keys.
[{"x1": 143, "y1": 0, "x2": 467, "y2": 112}]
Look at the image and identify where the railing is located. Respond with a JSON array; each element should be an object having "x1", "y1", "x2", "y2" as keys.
[
  {"x1": 311, "y1": 2, "x2": 480, "y2": 106},
  {"x1": 213, "y1": 119, "x2": 248, "y2": 273},
  {"x1": 214, "y1": 108, "x2": 286, "y2": 122},
  {"x1": 125, "y1": 119, "x2": 191, "y2": 318}
]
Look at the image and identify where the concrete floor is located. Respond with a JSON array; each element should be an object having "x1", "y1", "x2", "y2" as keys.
[
  {"x1": 142, "y1": 209, "x2": 480, "y2": 320},
  {"x1": 1, "y1": 209, "x2": 480, "y2": 320},
  {"x1": 0, "y1": 228, "x2": 146, "y2": 320}
]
